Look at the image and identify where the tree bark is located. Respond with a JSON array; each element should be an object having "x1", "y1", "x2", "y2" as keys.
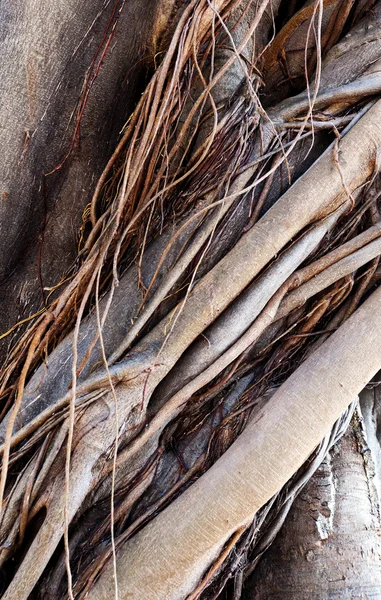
[
  {"x1": 0, "y1": 0, "x2": 181, "y2": 357},
  {"x1": 87, "y1": 286, "x2": 381, "y2": 600},
  {"x1": 1, "y1": 1, "x2": 381, "y2": 599},
  {"x1": 244, "y1": 411, "x2": 381, "y2": 599}
]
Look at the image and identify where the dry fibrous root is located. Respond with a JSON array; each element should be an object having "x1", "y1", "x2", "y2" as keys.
[{"x1": 1, "y1": 1, "x2": 381, "y2": 599}]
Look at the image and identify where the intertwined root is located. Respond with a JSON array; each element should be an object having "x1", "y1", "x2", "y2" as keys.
[{"x1": 1, "y1": 1, "x2": 381, "y2": 599}]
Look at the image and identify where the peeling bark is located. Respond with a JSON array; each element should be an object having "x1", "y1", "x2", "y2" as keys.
[{"x1": 245, "y1": 411, "x2": 381, "y2": 599}]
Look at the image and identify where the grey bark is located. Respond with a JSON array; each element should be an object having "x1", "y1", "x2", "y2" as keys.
[
  {"x1": 0, "y1": 0, "x2": 177, "y2": 354},
  {"x1": 1, "y1": 2, "x2": 381, "y2": 599},
  {"x1": 244, "y1": 410, "x2": 381, "y2": 599}
]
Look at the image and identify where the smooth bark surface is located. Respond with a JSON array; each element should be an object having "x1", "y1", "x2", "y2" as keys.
[
  {"x1": 6, "y1": 96, "x2": 381, "y2": 441},
  {"x1": 89, "y1": 285, "x2": 381, "y2": 600},
  {"x1": 0, "y1": 0, "x2": 179, "y2": 353}
]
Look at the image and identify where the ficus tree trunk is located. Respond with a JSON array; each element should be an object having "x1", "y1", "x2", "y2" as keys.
[
  {"x1": 244, "y1": 406, "x2": 381, "y2": 599},
  {"x1": 1, "y1": 1, "x2": 381, "y2": 599}
]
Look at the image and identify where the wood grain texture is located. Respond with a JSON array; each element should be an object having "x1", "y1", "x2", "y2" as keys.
[
  {"x1": 0, "y1": 0, "x2": 177, "y2": 353},
  {"x1": 89, "y1": 284, "x2": 381, "y2": 600}
]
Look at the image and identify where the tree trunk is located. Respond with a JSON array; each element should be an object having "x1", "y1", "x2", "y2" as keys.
[
  {"x1": 0, "y1": 0, "x2": 179, "y2": 356},
  {"x1": 1, "y1": 1, "x2": 381, "y2": 599},
  {"x1": 244, "y1": 411, "x2": 381, "y2": 599}
]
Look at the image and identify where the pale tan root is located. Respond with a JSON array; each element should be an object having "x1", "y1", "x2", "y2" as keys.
[
  {"x1": 154, "y1": 204, "x2": 348, "y2": 406},
  {"x1": 278, "y1": 232, "x2": 381, "y2": 318},
  {"x1": 89, "y1": 284, "x2": 381, "y2": 600},
  {"x1": 2, "y1": 91, "x2": 381, "y2": 600}
]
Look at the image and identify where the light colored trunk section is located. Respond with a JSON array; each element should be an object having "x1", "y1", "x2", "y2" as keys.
[{"x1": 245, "y1": 412, "x2": 381, "y2": 599}]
